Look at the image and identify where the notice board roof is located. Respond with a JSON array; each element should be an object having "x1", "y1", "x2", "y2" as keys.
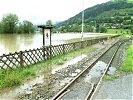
[{"x1": 38, "y1": 25, "x2": 53, "y2": 29}]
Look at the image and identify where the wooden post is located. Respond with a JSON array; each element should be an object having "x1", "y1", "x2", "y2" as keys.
[
  {"x1": 43, "y1": 32, "x2": 45, "y2": 46},
  {"x1": 80, "y1": 41, "x2": 82, "y2": 48},
  {"x1": 20, "y1": 51, "x2": 24, "y2": 66},
  {"x1": 63, "y1": 44, "x2": 65, "y2": 54},
  {"x1": 43, "y1": 47, "x2": 45, "y2": 60},
  {"x1": 50, "y1": 46, "x2": 52, "y2": 59},
  {"x1": 91, "y1": 39, "x2": 92, "y2": 45},
  {"x1": 73, "y1": 43, "x2": 75, "y2": 50}
]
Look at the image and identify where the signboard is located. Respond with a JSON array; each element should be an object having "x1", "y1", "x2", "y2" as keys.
[
  {"x1": 44, "y1": 29, "x2": 51, "y2": 46},
  {"x1": 38, "y1": 25, "x2": 53, "y2": 47}
]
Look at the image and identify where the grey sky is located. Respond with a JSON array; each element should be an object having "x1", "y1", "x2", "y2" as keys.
[{"x1": 0, "y1": 0, "x2": 110, "y2": 24}]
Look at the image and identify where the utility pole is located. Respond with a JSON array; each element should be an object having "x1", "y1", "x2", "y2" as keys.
[{"x1": 81, "y1": 0, "x2": 84, "y2": 41}]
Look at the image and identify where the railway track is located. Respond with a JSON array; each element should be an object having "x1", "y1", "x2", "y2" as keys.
[{"x1": 52, "y1": 40, "x2": 126, "y2": 100}]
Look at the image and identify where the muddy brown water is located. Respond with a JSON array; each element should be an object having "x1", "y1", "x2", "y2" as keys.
[{"x1": 0, "y1": 33, "x2": 112, "y2": 55}]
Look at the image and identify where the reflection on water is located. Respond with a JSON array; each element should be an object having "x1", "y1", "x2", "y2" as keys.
[
  {"x1": 0, "y1": 34, "x2": 38, "y2": 55},
  {"x1": 0, "y1": 34, "x2": 19, "y2": 55},
  {"x1": 107, "y1": 67, "x2": 117, "y2": 75},
  {"x1": 84, "y1": 61, "x2": 107, "y2": 84}
]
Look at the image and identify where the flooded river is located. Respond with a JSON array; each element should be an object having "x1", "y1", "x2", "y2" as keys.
[{"x1": 0, "y1": 33, "x2": 110, "y2": 55}]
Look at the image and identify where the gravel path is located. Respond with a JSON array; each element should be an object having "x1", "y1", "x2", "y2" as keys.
[{"x1": 93, "y1": 73, "x2": 133, "y2": 100}]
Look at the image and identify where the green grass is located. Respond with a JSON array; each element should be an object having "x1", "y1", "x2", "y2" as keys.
[
  {"x1": 103, "y1": 73, "x2": 120, "y2": 81},
  {"x1": 107, "y1": 29, "x2": 131, "y2": 34},
  {"x1": 103, "y1": 44, "x2": 133, "y2": 81},
  {"x1": 0, "y1": 46, "x2": 95, "y2": 89},
  {"x1": 0, "y1": 66, "x2": 37, "y2": 88},
  {"x1": 119, "y1": 44, "x2": 133, "y2": 72},
  {"x1": 127, "y1": 0, "x2": 133, "y2": 3}
]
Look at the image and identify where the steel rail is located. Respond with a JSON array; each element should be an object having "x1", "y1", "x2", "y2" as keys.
[
  {"x1": 86, "y1": 42, "x2": 122, "y2": 100},
  {"x1": 52, "y1": 40, "x2": 120, "y2": 100}
]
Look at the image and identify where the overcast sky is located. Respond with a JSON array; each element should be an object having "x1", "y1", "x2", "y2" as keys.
[{"x1": 0, "y1": 0, "x2": 110, "y2": 24}]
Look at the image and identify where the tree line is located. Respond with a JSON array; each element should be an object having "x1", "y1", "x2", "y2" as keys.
[{"x1": 0, "y1": 13, "x2": 35, "y2": 34}]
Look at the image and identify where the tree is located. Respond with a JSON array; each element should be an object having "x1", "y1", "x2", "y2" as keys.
[
  {"x1": 46, "y1": 20, "x2": 53, "y2": 26},
  {"x1": 16, "y1": 22, "x2": 24, "y2": 34},
  {"x1": 84, "y1": 25, "x2": 94, "y2": 32},
  {"x1": 0, "y1": 22, "x2": 2, "y2": 33},
  {"x1": 1, "y1": 13, "x2": 19, "y2": 33},
  {"x1": 99, "y1": 26, "x2": 107, "y2": 33},
  {"x1": 95, "y1": 24, "x2": 107, "y2": 33},
  {"x1": 23, "y1": 20, "x2": 35, "y2": 33}
]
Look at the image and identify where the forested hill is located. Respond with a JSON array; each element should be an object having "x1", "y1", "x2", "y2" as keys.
[{"x1": 55, "y1": 0, "x2": 133, "y2": 33}]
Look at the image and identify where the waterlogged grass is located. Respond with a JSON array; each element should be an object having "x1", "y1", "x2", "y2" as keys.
[
  {"x1": 120, "y1": 44, "x2": 133, "y2": 72},
  {"x1": 0, "y1": 46, "x2": 95, "y2": 89},
  {"x1": 0, "y1": 66, "x2": 36, "y2": 88},
  {"x1": 103, "y1": 44, "x2": 133, "y2": 81},
  {"x1": 103, "y1": 73, "x2": 120, "y2": 81}
]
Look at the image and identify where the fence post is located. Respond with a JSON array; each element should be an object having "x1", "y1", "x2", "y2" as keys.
[
  {"x1": 50, "y1": 46, "x2": 52, "y2": 59},
  {"x1": 91, "y1": 39, "x2": 92, "y2": 45},
  {"x1": 47, "y1": 46, "x2": 51, "y2": 60},
  {"x1": 43, "y1": 46, "x2": 45, "y2": 60},
  {"x1": 80, "y1": 41, "x2": 82, "y2": 48},
  {"x1": 20, "y1": 51, "x2": 24, "y2": 66},
  {"x1": 73, "y1": 43, "x2": 75, "y2": 50},
  {"x1": 63, "y1": 44, "x2": 65, "y2": 54},
  {"x1": 86, "y1": 40, "x2": 89, "y2": 46},
  {"x1": 46, "y1": 47, "x2": 49, "y2": 60}
]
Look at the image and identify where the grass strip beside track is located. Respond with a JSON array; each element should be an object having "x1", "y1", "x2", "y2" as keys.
[{"x1": 0, "y1": 46, "x2": 95, "y2": 89}]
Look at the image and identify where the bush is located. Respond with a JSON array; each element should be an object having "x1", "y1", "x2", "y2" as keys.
[
  {"x1": 99, "y1": 26, "x2": 107, "y2": 33},
  {"x1": 123, "y1": 25, "x2": 133, "y2": 29}
]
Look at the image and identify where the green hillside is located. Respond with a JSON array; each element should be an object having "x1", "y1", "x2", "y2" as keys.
[{"x1": 55, "y1": 0, "x2": 133, "y2": 34}]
